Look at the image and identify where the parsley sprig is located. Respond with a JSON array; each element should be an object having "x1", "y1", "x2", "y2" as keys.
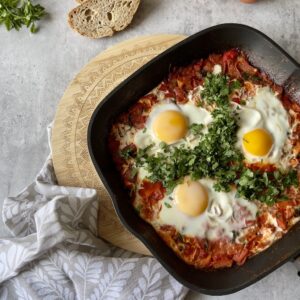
[{"x1": 0, "y1": 0, "x2": 46, "y2": 33}]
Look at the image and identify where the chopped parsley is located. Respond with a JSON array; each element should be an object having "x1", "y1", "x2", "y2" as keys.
[
  {"x1": 136, "y1": 144, "x2": 154, "y2": 163},
  {"x1": 190, "y1": 107, "x2": 243, "y2": 192},
  {"x1": 242, "y1": 72, "x2": 261, "y2": 83},
  {"x1": 231, "y1": 230, "x2": 239, "y2": 242},
  {"x1": 136, "y1": 106, "x2": 243, "y2": 193},
  {"x1": 201, "y1": 73, "x2": 231, "y2": 107},
  {"x1": 130, "y1": 72, "x2": 298, "y2": 205},
  {"x1": 230, "y1": 80, "x2": 242, "y2": 92},
  {"x1": 159, "y1": 142, "x2": 169, "y2": 152},
  {"x1": 134, "y1": 204, "x2": 142, "y2": 215},
  {"x1": 236, "y1": 169, "x2": 298, "y2": 204},
  {"x1": 120, "y1": 147, "x2": 134, "y2": 160},
  {"x1": 164, "y1": 202, "x2": 172, "y2": 208},
  {"x1": 130, "y1": 167, "x2": 138, "y2": 178},
  {"x1": 189, "y1": 123, "x2": 205, "y2": 136}
]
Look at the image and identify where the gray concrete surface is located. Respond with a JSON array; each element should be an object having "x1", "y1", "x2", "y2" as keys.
[{"x1": 0, "y1": 0, "x2": 299, "y2": 298}]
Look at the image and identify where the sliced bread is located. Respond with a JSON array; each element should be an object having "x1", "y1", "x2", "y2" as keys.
[{"x1": 68, "y1": 0, "x2": 140, "y2": 39}]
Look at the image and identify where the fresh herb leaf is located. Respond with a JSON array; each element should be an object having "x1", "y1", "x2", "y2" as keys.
[
  {"x1": 236, "y1": 169, "x2": 298, "y2": 204},
  {"x1": 136, "y1": 143, "x2": 154, "y2": 164},
  {"x1": 189, "y1": 123, "x2": 205, "y2": 135},
  {"x1": 120, "y1": 145, "x2": 136, "y2": 160},
  {"x1": 136, "y1": 106, "x2": 243, "y2": 193},
  {"x1": 242, "y1": 72, "x2": 250, "y2": 81},
  {"x1": 176, "y1": 232, "x2": 184, "y2": 242},
  {"x1": 134, "y1": 204, "x2": 142, "y2": 215},
  {"x1": 232, "y1": 230, "x2": 239, "y2": 242},
  {"x1": 130, "y1": 167, "x2": 138, "y2": 178},
  {"x1": 132, "y1": 72, "x2": 298, "y2": 204},
  {"x1": 120, "y1": 148, "x2": 132, "y2": 160},
  {"x1": 159, "y1": 142, "x2": 169, "y2": 152},
  {"x1": 164, "y1": 202, "x2": 172, "y2": 208},
  {"x1": 230, "y1": 80, "x2": 241, "y2": 92},
  {"x1": 201, "y1": 73, "x2": 231, "y2": 107},
  {"x1": 0, "y1": 0, "x2": 46, "y2": 33},
  {"x1": 242, "y1": 72, "x2": 261, "y2": 83}
]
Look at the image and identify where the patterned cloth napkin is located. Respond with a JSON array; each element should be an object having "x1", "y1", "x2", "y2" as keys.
[{"x1": 0, "y1": 127, "x2": 188, "y2": 299}]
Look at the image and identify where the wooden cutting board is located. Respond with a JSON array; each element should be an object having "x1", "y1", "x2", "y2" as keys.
[{"x1": 51, "y1": 34, "x2": 186, "y2": 255}]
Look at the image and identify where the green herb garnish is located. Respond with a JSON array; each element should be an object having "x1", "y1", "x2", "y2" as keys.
[
  {"x1": 159, "y1": 142, "x2": 169, "y2": 152},
  {"x1": 130, "y1": 167, "x2": 138, "y2": 178},
  {"x1": 189, "y1": 123, "x2": 205, "y2": 136},
  {"x1": 134, "y1": 204, "x2": 142, "y2": 215},
  {"x1": 130, "y1": 72, "x2": 298, "y2": 205},
  {"x1": 201, "y1": 73, "x2": 231, "y2": 107},
  {"x1": 232, "y1": 230, "x2": 239, "y2": 242},
  {"x1": 120, "y1": 145, "x2": 136, "y2": 160},
  {"x1": 236, "y1": 169, "x2": 298, "y2": 205},
  {"x1": 136, "y1": 106, "x2": 243, "y2": 193},
  {"x1": 242, "y1": 72, "x2": 261, "y2": 83},
  {"x1": 164, "y1": 202, "x2": 172, "y2": 208},
  {"x1": 230, "y1": 80, "x2": 241, "y2": 92},
  {"x1": 0, "y1": 0, "x2": 46, "y2": 33},
  {"x1": 120, "y1": 148, "x2": 132, "y2": 160}
]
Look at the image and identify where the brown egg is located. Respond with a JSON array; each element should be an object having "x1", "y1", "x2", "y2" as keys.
[{"x1": 240, "y1": 0, "x2": 257, "y2": 3}]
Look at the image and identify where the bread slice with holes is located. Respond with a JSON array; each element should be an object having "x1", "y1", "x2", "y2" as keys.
[{"x1": 68, "y1": 0, "x2": 140, "y2": 39}]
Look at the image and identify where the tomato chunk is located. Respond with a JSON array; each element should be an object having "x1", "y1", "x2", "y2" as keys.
[
  {"x1": 223, "y1": 49, "x2": 239, "y2": 62},
  {"x1": 139, "y1": 180, "x2": 165, "y2": 206}
]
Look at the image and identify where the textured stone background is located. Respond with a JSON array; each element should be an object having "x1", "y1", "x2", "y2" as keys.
[{"x1": 0, "y1": 0, "x2": 299, "y2": 298}]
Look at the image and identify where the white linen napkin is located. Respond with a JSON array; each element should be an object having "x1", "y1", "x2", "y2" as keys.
[{"x1": 0, "y1": 126, "x2": 188, "y2": 299}]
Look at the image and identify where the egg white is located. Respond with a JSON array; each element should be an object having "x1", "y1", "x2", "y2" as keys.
[
  {"x1": 158, "y1": 178, "x2": 257, "y2": 240},
  {"x1": 236, "y1": 86, "x2": 290, "y2": 164},
  {"x1": 134, "y1": 102, "x2": 212, "y2": 152}
]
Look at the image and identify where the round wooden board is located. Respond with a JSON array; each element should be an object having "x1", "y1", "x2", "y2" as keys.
[{"x1": 51, "y1": 34, "x2": 186, "y2": 255}]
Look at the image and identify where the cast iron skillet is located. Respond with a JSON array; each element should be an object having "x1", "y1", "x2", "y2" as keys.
[{"x1": 88, "y1": 24, "x2": 300, "y2": 295}]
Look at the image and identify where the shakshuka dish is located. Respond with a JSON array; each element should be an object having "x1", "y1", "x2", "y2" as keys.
[{"x1": 109, "y1": 49, "x2": 300, "y2": 269}]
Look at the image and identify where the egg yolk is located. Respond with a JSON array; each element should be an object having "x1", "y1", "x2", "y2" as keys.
[
  {"x1": 242, "y1": 128, "x2": 273, "y2": 157},
  {"x1": 174, "y1": 179, "x2": 208, "y2": 217},
  {"x1": 152, "y1": 110, "x2": 188, "y2": 144}
]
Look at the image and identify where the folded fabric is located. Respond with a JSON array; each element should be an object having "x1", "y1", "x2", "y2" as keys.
[{"x1": 0, "y1": 126, "x2": 188, "y2": 299}]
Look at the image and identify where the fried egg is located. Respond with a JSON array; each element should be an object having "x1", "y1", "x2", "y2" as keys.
[
  {"x1": 158, "y1": 178, "x2": 257, "y2": 240},
  {"x1": 236, "y1": 86, "x2": 290, "y2": 164},
  {"x1": 134, "y1": 102, "x2": 212, "y2": 151}
]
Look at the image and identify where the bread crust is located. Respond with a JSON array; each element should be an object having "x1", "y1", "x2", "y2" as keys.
[{"x1": 68, "y1": 0, "x2": 140, "y2": 39}]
